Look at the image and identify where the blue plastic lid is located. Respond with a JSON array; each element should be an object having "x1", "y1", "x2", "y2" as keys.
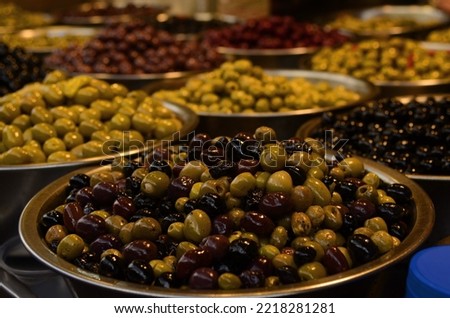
[{"x1": 406, "y1": 245, "x2": 450, "y2": 298}]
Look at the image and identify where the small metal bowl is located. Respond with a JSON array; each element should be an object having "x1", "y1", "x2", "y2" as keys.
[
  {"x1": 329, "y1": 5, "x2": 450, "y2": 39},
  {"x1": 296, "y1": 94, "x2": 449, "y2": 243},
  {"x1": 19, "y1": 157, "x2": 434, "y2": 297},
  {"x1": 0, "y1": 103, "x2": 198, "y2": 244},
  {"x1": 150, "y1": 69, "x2": 379, "y2": 140},
  {"x1": 7, "y1": 26, "x2": 99, "y2": 55}
]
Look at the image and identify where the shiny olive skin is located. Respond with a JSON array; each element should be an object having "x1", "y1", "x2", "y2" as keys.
[
  {"x1": 276, "y1": 266, "x2": 300, "y2": 284},
  {"x1": 347, "y1": 234, "x2": 378, "y2": 265},
  {"x1": 126, "y1": 259, "x2": 154, "y2": 284},
  {"x1": 239, "y1": 269, "x2": 265, "y2": 288},
  {"x1": 293, "y1": 245, "x2": 317, "y2": 266},
  {"x1": 175, "y1": 248, "x2": 213, "y2": 281},
  {"x1": 225, "y1": 238, "x2": 259, "y2": 274},
  {"x1": 99, "y1": 254, "x2": 124, "y2": 278},
  {"x1": 258, "y1": 192, "x2": 292, "y2": 219},
  {"x1": 75, "y1": 214, "x2": 107, "y2": 243},
  {"x1": 199, "y1": 234, "x2": 229, "y2": 261},
  {"x1": 90, "y1": 234, "x2": 122, "y2": 259},
  {"x1": 376, "y1": 203, "x2": 407, "y2": 225},
  {"x1": 63, "y1": 202, "x2": 84, "y2": 233},
  {"x1": 322, "y1": 246, "x2": 350, "y2": 274},
  {"x1": 122, "y1": 239, "x2": 158, "y2": 264},
  {"x1": 240, "y1": 212, "x2": 275, "y2": 236},
  {"x1": 39, "y1": 209, "x2": 64, "y2": 234},
  {"x1": 188, "y1": 267, "x2": 219, "y2": 290}
]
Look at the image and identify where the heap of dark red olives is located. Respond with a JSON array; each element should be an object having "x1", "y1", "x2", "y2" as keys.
[
  {"x1": 39, "y1": 126, "x2": 413, "y2": 291},
  {"x1": 202, "y1": 15, "x2": 350, "y2": 49},
  {"x1": 44, "y1": 21, "x2": 224, "y2": 74},
  {"x1": 312, "y1": 96, "x2": 450, "y2": 175},
  {"x1": 0, "y1": 42, "x2": 46, "y2": 96}
]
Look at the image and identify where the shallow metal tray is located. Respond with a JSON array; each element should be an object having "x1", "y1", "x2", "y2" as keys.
[{"x1": 19, "y1": 157, "x2": 434, "y2": 297}]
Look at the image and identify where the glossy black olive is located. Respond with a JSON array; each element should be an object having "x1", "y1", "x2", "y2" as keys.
[
  {"x1": 389, "y1": 221, "x2": 409, "y2": 240},
  {"x1": 224, "y1": 238, "x2": 259, "y2": 273},
  {"x1": 68, "y1": 173, "x2": 90, "y2": 192},
  {"x1": 126, "y1": 259, "x2": 154, "y2": 284},
  {"x1": 249, "y1": 255, "x2": 274, "y2": 277},
  {"x1": 285, "y1": 166, "x2": 307, "y2": 186},
  {"x1": 196, "y1": 193, "x2": 226, "y2": 217},
  {"x1": 293, "y1": 245, "x2": 317, "y2": 266},
  {"x1": 377, "y1": 203, "x2": 407, "y2": 224},
  {"x1": 154, "y1": 272, "x2": 179, "y2": 288},
  {"x1": 39, "y1": 210, "x2": 64, "y2": 234},
  {"x1": 212, "y1": 214, "x2": 235, "y2": 236},
  {"x1": 276, "y1": 266, "x2": 300, "y2": 284},
  {"x1": 349, "y1": 198, "x2": 376, "y2": 224},
  {"x1": 208, "y1": 160, "x2": 237, "y2": 179},
  {"x1": 335, "y1": 180, "x2": 358, "y2": 202},
  {"x1": 239, "y1": 269, "x2": 265, "y2": 288},
  {"x1": 74, "y1": 252, "x2": 99, "y2": 273},
  {"x1": 133, "y1": 192, "x2": 159, "y2": 211},
  {"x1": 168, "y1": 175, "x2": 196, "y2": 200},
  {"x1": 90, "y1": 234, "x2": 123, "y2": 259},
  {"x1": 347, "y1": 234, "x2": 378, "y2": 265},
  {"x1": 188, "y1": 267, "x2": 219, "y2": 289},
  {"x1": 242, "y1": 188, "x2": 264, "y2": 212},
  {"x1": 149, "y1": 159, "x2": 173, "y2": 178},
  {"x1": 99, "y1": 254, "x2": 123, "y2": 278}
]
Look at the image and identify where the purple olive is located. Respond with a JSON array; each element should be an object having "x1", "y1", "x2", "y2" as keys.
[
  {"x1": 63, "y1": 201, "x2": 84, "y2": 232},
  {"x1": 258, "y1": 192, "x2": 292, "y2": 219},
  {"x1": 92, "y1": 181, "x2": 118, "y2": 207},
  {"x1": 240, "y1": 211, "x2": 275, "y2": 236},
  {"x1": 212, "y1": 214, "x2": 235, "y2": 235},
  {"x1": 199, "y1": 234, "x2": 230, "y2": 261},
  {"x1": 249, "y1": 255, "x2": 274, "y2": 277},
  {"x1": 126, "y1": 259, "x2": 154, "y2": 284},
  {"x1": 75, "y1": 187, "x2": 94, "y2": 208},
  {"x1": 90, "y1": 234, "x2": 122, "y2": 258},
  {"x1": 122, "y1": 239, "x2": 158, "y2": 264},
  {"x1": 188, "y1": 267, "x2": 219, "y2": 289},
  {"x1": 239, "y1": 269, "x2": 265, "y2": 288},
  {"x1": 175, "y1": 248, "x2": 213, "y2": 281},
  {"x1": 349, "y1": 198, "x2": 376, "y2": 224},
  {"x1": 75, "y1": 214, "x2": 107, "y2": 243},
  {"x1": 168, "y1": 175, "x2": 195, "y2": 200},
  {"x1": 322, "y1": 246, "x2": 350, "y2": 274},
  {"x1": 112, "y1": 195, "x2": 136, "y2": 220}
]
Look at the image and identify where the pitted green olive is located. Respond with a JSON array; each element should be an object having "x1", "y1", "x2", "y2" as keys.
[{"x1": 141, "y1": 171, "x2": 170, "y2": 198}]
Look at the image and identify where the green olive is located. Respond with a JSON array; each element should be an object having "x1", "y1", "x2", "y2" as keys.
[
  {"x1": 364, "y1": 217, "x2": 388, "y2": 232},
  {"x1": 272, "y1": 253, "x2": 296, "y2": 269},
  {"x1": 2, "y1": 125, "x2": 24, "y2": 149},
  {"x1": 119, "y1": 222, "x2": 135, "y2": 244},
  {"x1": 105, "y1": 215, "x2": 127, "y2": 236},
  {"x1": 218, "y1": 273, "x2": 242, "y2": 290},
  {"x1": 56, "y1": 234, "x2": 85, "y2": 261},
  {"x1": 304, "y1": 177, "x2": 331, "y2": 206},
  {"x1": 362, "y1": 172, "x2": 380, "y2": 188},
  {"x1": 1, "y1": 146, "x2": 31, "y2": 164},
  {"x1": 31, "y1": 123, "x2": 57, "y2": 143},
  {"x1": 254, "y1": 126, "x2": 277, "y2": 143},
  {"x1": 109, "y1": 113, "x2": 131, "y2": 131},
  {"x1": 183, "y1": 209, "x2": 211, "y2": 243},
  {"x1": 298, "y1": 261, "x2": 327, "y2": 281},
  {"x1": 314, "y1": 229, "x2": 337, "y2": 250},
  {"x1": 371, "y1": 230, "x2": 394, "y2": 254},
  {"x1": 269, "y1": 226, "x2": 288, "y2": 249},
  {"x1": 259, "y1": 244, "x2": 280, "y2": 260},
  {"x1": 266, "y1": 170, "x2": 293, "y2": 194},
  {"x1": 291, "y1": 185, "x2": 314, "y2": 212},
  {"x1": 0, "y1": 102, "x2": 21, "y2": 123},
  {"x1": 45, "y1": 224, "x2": 68, "y2": 245},
  {"x1": 260, "y1": 144, "x2": 287, "y2": 172},
  {"x1": 43, "y1": 137, "x2": 66, "y2": 156},
  {"x1": 323, "y1": 205, "x2": 343, "y2": 231},
  {"x1": 81, "y1": 140, "x2": 105, "y2": 157},
  {"x1": 230, "y1": 172, "x2": 256, "y2": 197},
  {"x1": 141, "y1": 171, "x2": 170, "y2": 198},
  {"x1": 339, "y1": 157, "x2": 365, "y2": 178},
  {"x1": 167, "y1": 222, "x2": 185, "y2": 241},
  {"x1": 304, "y1": 205, "x2": 325, "y2": 228},
  {"x1": 176, "y1": 241, "x2": 198, "y2": 260},
  {"x1": 73, "y1": 86, "x2": 100, "y2": 106},
  {"x1": 53, "y1": 118, "x2": 77, "y2": 137},
  {"x1": 179, "y1": 160, "x2": 208, "y2": 182},
  {"x1": 265, "y1": 276, "x2": 281, "y2": 288},
  {"x1": 354, "y1": 226, "x2": 374, "y2": 238},
  {"x1": 11, "y1": 114, "x2": 31, "y2": 131},
  {"x1": 255, "y1": 171, "x2": 271, "y2": 189},
  {"x1": 63, "y1": 131, "x2": 84, "y2": 150},
  {"x1": 149, "y1": 259, "x2": 173, "y2": 277},
  {"x1": 132, "y1": 217, "x2": 162, "y2": 241},
  {"x1": 291, "y1": 212, "x2": 312, "y2": 236}
]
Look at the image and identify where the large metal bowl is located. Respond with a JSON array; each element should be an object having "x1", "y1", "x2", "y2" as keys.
[
  {"x1": 296, "y1": 95, "x2": 449, "y2": 243},
  {"x1": 0, "y1": 103, "x2": 198, "y2": 244},
  {"x1": 149, "y1": 69, "x2": 379, "y2": 140},
  {"x1": 19, "y1": 156, "x2": 434, "y2": 297},
  {"x1": 328, "y1": 5, "x2": 450, "y2": 39}
]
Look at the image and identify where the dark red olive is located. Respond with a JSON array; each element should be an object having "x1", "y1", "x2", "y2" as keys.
[
  {"x1": 99, "y1": 254, "x2": 123, "y2": 278},
  {"x1": 377, "y1": 203, "x2": 407, "y2": 224},
  {"x1": 75, "y1": 187, "x2": 94, "y2": 208},
  {"x1": 347, "y1": 234, "x2": 378, "y2": 265},
  {"x1": 90, "y1": 234, "x2": 122, "y2": 258},
  {"x1": 322, "y1": 246, "x2": 350, "y2": 274},
  {"x1": 122, "y1": 240, "x2": 158, "y2": 264},
  {"x1": 168, "y1": 175, "x2": 195, "y2": 200},
  {"x1": 175, "y1": 248, "x2": 213, "y2": 281},
  {"x1": 112, "y1": 195, "x2": 136, "y2": 220},
  {"x1": 212, "y1": 214, "x2": 235, "y2": 235},
  {"x1": 240, "y1": 211, "x2": 275, "y2": 236},
  {"x1": 349, "y1": 198, "x2": 376, "y2": 224},
  {"x1": 92, "y1": 181, "x2": 118, "y2": 207},
  {"x1": 63, "y1": 201, "x2": 84, "y2": 232},
  {"x1": 126, "y1": 259, "x2": 154, "y2": 284},
  {"x1": 188, "y1": 267, "x2": 219, "y2": 290},
  {"x1": 199, "y1": 234, "x2": 230, "y2": 261},
  {"x1": 239, "y1": 269, "x2": 265, "y2": 288},
  {"x1": 208, "y1": 160, "x2": 237, "y2": 179},
  {"x1": 236, "y1": 159, "x2": 260, "y2": 175},
  {"x1": 75, "y1": 214, "x2": 107, "y2": 243},
  {"x1": 258, "y1": 192, "x2": 292, "y2": 219},
  {"x1": 189, "y1": 133, "x2": 211, "y2": 150},
  {"x1": 294, "y1": 245, "x2": 317, "y2": 266},
  {"x1": 249, "y1": 255, "x2": 274, "y2": 277},
  {"x1": 276, "y1": 266, "x2": 300, "y2": 284}
]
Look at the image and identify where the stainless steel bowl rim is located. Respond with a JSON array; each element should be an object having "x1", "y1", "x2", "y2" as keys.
[
  {"x1": 70, "y1": 70, "x2": 200, "y2": 81},
  {"x1": 217, "y1": 46, "x2": 319, "y2": 56},
  {"x1": 19, "y1": 158, "x2": 434, "y2": 297}
]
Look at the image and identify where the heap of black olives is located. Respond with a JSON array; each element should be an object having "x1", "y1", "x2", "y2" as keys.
[
  {"x1": 313, "y1": 96, "x2": 450, "y2": 175},
  {"x1": 39, "y1": 126, "x2": 414, "y2": 290},
  {"x1": 0, "y1": 42, "x2": 46, "y2": 96}
]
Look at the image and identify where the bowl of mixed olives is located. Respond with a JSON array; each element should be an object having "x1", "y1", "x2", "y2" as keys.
[
  {"x1": 0, "y1": 70, "x2": 198, "y2": 243},
  {"x1": 326, "y1": 5, "x2": 450, "y2": 38},
  {"x1": 296, "y1": 95, "x2": 449, "y2": 243},
  {"x1": 202, "y1": 16, "x2": 351, "y2": 69},
  {"x1": 151, "y1": 59, "x2": 378, "y2": 140},
  {"x1": 310, "y1": 38, "x2": 450, "y2": 97},
  {"x1": 19, "y1": 126, "x2": 434, "y2": 297}
]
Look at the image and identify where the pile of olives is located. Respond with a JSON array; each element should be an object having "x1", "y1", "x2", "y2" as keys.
[
  {"x1": 202, "y1": 15, "x2": 349, "y2": 49},
  {"x1": 309, "y1": 96, "x2": 450, "y2": 175},
  {"x1": 39, "y1": 126, "x2": 414, "y2": 291},
  {"x1": 44, "y1": 21, "x2": 224, "y2": 75},
  {"x1": 0, "y1": 71, "x2": 183, "y2": 165},
  {"x1": 153, "y1": 59, "x2": 360, "y2": 114},
  {"x1": 0, "y1": 43, "x2": 46, "y2": 96},
  {"x1": 311, "y1": 38, "x2": 450, "y2": 82},
  {"x1": 327, "y1": 14, "x2": 435, "y2": 34},
  {"x1": 427, "y1": 27, "x2": 450, "y2": 42},
  {"x1": 0, "y1": 2, "x2": 52, "y2": 31}
]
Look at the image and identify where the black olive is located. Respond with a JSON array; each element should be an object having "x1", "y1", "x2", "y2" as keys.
[
  {"x1": 68, "y1": 174, "x2": 91, "y2": 192},
  {"x1": 335, "y1": 180, "x2": 358, "y2": 203},
  {"x1": 285, "y1": 166, "x2": 307, "y2": 186},
  {"x1": 294, "y1": 245, "x2": 316, "y2": 266},
  {"x1": 126, "y1": 259, "x2": 154, "y2": 284},
  {"x1": 208, "y1": 160, "x2": 236, "y2": 179},
  {"x1": 196, "y1": 193, "x2": 226, "y2": 217},
  {"x1": 385, "y1": 183, "x2": 412, "y2": 204},
  {"x1": 39, "y1": 210, "x2": 64, "y2": 234},
  {"x1": 242, "y1": 188, "x2": 264, "y2": 211},
  {"x1": 74, "y1": 252, "x2": 99, "y2": 273},
  {"x1": 239, "y1": 269, "x2": 265, "y2": 288},
  {"x1": 224, "y1": 238, "x2": 259, "y2": 274},
  {"x1": 154, "y1": 272, "x2": 179, "y2": 288},
  {"x1": 377, "y1": 203, "x2": 407, "y2": 224},
  {"x1": 276, "y1": 266, "x2": 300, "y2": 284},
  {"x1": 99, "y1": 254, "x2": 124, "y2": 278},
  {"x1": 347, "y1": 234, "x2": 378, "y2": 265}
]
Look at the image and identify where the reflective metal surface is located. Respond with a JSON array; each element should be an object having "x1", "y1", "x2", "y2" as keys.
[
  {"x1": 333, "y1": 5, "x2": 450, "y2": 38},
  {"x1": 0, "y1": 103, "x2": 198, "y2": 243},
  {"x1": 183, "y1": 69, "x2": 378, "y2": 140},
  {"x1": 19, "y1": 157, "x2": 434, "y2": 297}
]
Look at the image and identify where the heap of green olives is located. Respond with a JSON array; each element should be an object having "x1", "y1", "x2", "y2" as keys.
[
  {"x1": 427, "y1": 27, "x2": 450, "y2": 42},
  {"x1": 153, "y1": 59, "x2": 360, "y2": 114},
  {"x1": 311, "y1": 38, "x2": 450, "y2": 82},
  {"x1": 0, "y1": 70, "x2": 183, "y2": 164},
  {"x1": 39, "y1": 126, "x2": 414, "y2": 291}
]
